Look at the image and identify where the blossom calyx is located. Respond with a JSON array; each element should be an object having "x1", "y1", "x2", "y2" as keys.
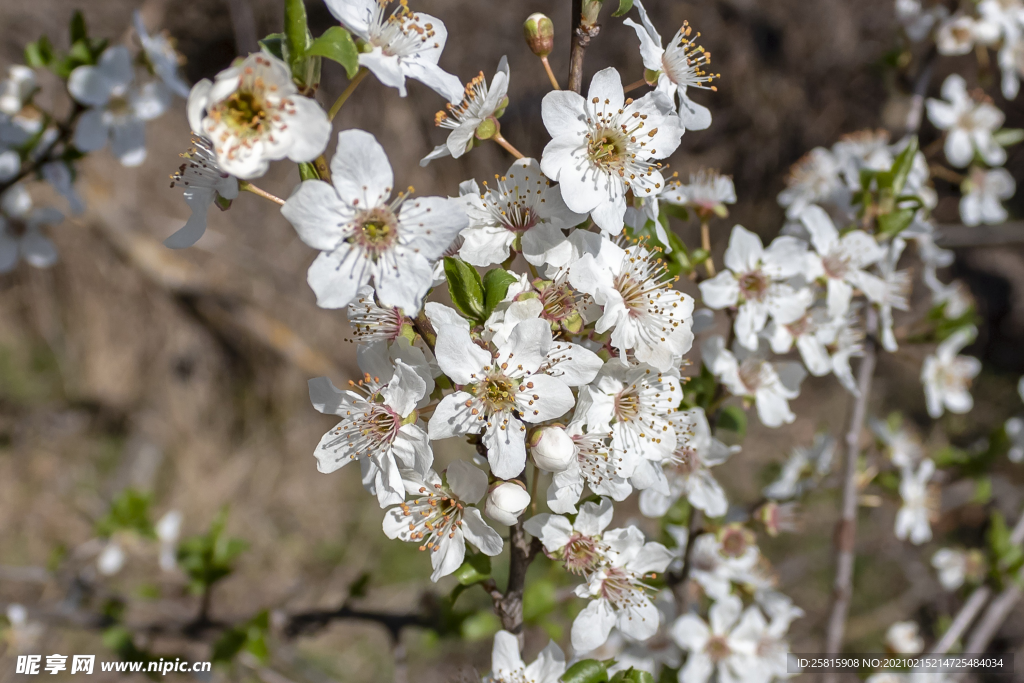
[
  {"x1": 530, "y1": 425, "x2": 576, "y2": 473},
  {"x1": 485, "y1": 481, "x2": 532, "y2": 526},
  {"x1": 523, "y1": 14, "x2": 554, "y2": 58}
]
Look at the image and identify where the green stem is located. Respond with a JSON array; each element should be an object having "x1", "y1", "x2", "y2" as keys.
[
  {"x1": 328, "y1": 67, "x2": 369, "y2": 121},
  {"x1": 238, "y1": 180, "x2": 285, "y2": 205}
]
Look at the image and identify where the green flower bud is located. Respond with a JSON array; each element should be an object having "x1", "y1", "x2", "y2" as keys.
[{"x1": 523, "y1": 13, "x2": 554, "y2": 58}]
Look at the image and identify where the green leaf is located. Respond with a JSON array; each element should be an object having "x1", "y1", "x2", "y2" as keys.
[
  {"x1": 25, "y1": 35, "x2": 54, "y2": 67},
  {"x1": 307, "y1": 26, "x2": 360, "y2": 79},
  {"x1": 890, "y1": 135, "x2": 919, "y2": 196},
  {"x1": 460, "y1": 610, "x2": 500, "y2": 641},
  {"x1": 69, "y1": 10, "x2": 88, "y2": 45},
  {"x1": 212, "y1": 611, "x2": 269, "y2": 664},
  {"x1": 483, "y1": 268, "x2": 519, "y2": 318},
  {"x1": 611, "y1": 669, "x2": 655, "y2": 683},
  {"x1": 877, "y1": 207, "x2": 915, "y2": 238},
  {"x1": 454, "y1": 551, "x2": 492, "y2": 586},
  {"x1": 611, "y1": 0, "x2": 635, "y2": 17},
  {"x1": 95, "y1": 489, "x2": 155, "y2": 539},
  {"x1": 992, "y1": 128, "x2": 1024, "y2": 147},
  {"x1": 68, "y1": 39, "x2": 93, "y2": 66},
  {"x1": 561, "y1": 659, "x2": 609, "y2": 683},
  {"x1": 284, "y1": 0, "x2": 313, "y2": 80},
  {"x1": 973, "y1": 477, "x2": 993, "y2": 504},
  {"x1": 348, "y1": 572, "x2": 371, "y2": 599},
  {"x1": 298, "y1": 162, "x2": 320, "y2": 181},
  {"x1": 258, "y1": 33, "x2": 286, "y2": 61},
  {"x1": 444, "y1": 257, "x2": 485, "y2": 321},
  {"x1": 716, "y1": 405, "x2": 747, "y2": 438},
  {"x1": 177, "y1": 508, "x2": 248, "y2": 595}
]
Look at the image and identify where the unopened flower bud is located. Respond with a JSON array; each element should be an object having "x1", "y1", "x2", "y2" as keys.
[
  {"x1": 524, "y1": 13, "x2": 554, "y2": 58},
  {"x1": 530, "y1": 425, "x2": 576, "y2": 472},
  {"x1": 485, "y1": 481, "x2": 531, "y2": 526}
]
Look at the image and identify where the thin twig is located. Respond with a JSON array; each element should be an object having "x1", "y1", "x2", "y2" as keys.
[
  {"x1": 905, "y1": 46, "x2": 936, "y2": 136},
  {"x1": 823, "y1": 308, "x2": 878, "y2": 674},
  {"x1": 492, "y1": 132, "x2": 525, "y2": 159},
  {"x1": 540, "y1": 56, "x2": 561, "y2": 90},
  {"x1": 239, "y1": 181, "x2": 285, "y2": 206},
  {"x1": 935, "y1": 509, "x2": 1024, "y2": 654},
  {"x1": 224, "y1": 0, "x2": 259, "y2": 55},
  {"x1": 934, "y1": 221, "x2": 1024, "y2": 247},
  {"x1": 494, "y1": 522, "x2": 541, "y2": 649},
  {"x1": 623, "y1": 78, "x2": 648, "y2": 94},
  {"x1": 568, "y1": 0, "x2": 599, "y2": 94},
  {"x1": 328, "y1": 68, "x2": 369, "y2": 122},
  {"x1": 700, "y1": 221, "x2": 716, "y2": 277}
]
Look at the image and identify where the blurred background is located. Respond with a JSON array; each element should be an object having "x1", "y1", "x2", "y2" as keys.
[{"x1": 1, "y1": 0, "x2": 1024, "y2": 680}]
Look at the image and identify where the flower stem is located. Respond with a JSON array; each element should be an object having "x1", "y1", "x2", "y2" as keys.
[
  {"x1": 540, "y1": 56, "x2": 561, "y2": 90},
  {"x1": 328, "y1": 67, "x2": 369, "y2": 122},
  {"x1": 492, "y1": 132, "x2": 525, "y2": 159},
  {"x1": 623, "y1": 77, "x2": 648, "y2": 93},
  {"x1": 313, "y1": 155, "x2": 332, "y2": 184},
  {"x1": 530, "y1": 464, "x2": 540, "y2": 516},
  {"x1": 700, "y1": 221, "x2": 716, "y2": 277},
  {"x1": 238, "y1": 180, "x2": 285, "y2": 205}
]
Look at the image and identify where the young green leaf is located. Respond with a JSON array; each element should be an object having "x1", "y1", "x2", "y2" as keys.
[
  {"x1": 717, "y1": 405, "x2": 747, "y2": 438},
  {"x1": 611, "y1": 0, "x2": 635, "y2": 17},
  {"x1": 454, "y1": 551, "x2": 492, "y2": 586},
  {"x1": 561, "y1": 659, "x2": 609, "y2": 683},
  {"x1": 307, "y1": 26, "x2": 360, "y2": 79},
  {"x1": 876, "y1": 207, "x2": 915, "y2": 239},
  {"x1": 444, "y1": 256, "x2": 486, "y2": 321},
  {"x1": 890, "y1": 135, "x2": 919, "y2": 196},
  {"x1": 992, "y1": 128, "x2": 1024, "y2": 147},
  {"x1": 298, "y1": 161, "x2": 320, "y2": 181},
  {"x1": 25, "y1": 35, "x2": 54, "y2": 67},
  {"x1": 69, "y1": 10, "x2": 88, "y2": 45},
  {"x1": 483, "y1": 267, "x2": 519, "y2": 318}
]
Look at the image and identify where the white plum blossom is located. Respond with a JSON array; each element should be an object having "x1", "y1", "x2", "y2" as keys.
[
  {"x1": 661, "y1": 169, "x2": 736, "y2": 218},
  {"x1": 422, "y1": 57, "x2": 510, "y2": 164},
  {"x1": 97, "y1": 540, "x2": 126, "y2": 576},
  {"x1": 429, "y1": 318, "x2": 599, "y2": 479},
  {"x1": 324, "y1": 0, "x2": 463, "y2": 102},
  {"x1": 936, "y1": 15, "x2": 1000, "y2": 56},
  {"x1": 698, "y1": 224, "x2": 811, "y2": 350},
  {"x1": 876, "y1": 239, "x2": 912, "y2": 353},
  {"x1": 960, "y1": 166, "x2": 1015, "y2": 226},
  {"x1": 4, "y1": 604, "x2": 43, "y2": 653},
  {"x1": 670, "y1": 594, "x2": 760, "y2": 683},
  {"x1": 165, "y1": 136, "x2": 239, "y2": 249},
  {"x1": 282, "y1": 129, "x2": 467, "y2": 312},
  {"x1": 133, "y1": 11, "x2": 190, "y2": 98},
  {"x1": 525, "y1": 498, "x2": 614, "y2": 575},
  {"x1": 570, "y1": 239, "x2": 695, "y2": 370},
  {"x1": 484, "y1": 481, "x2": 531, "y2": 526},
  {"x1": 639, "y1": 407, "x2": 739, "y2": 519},
  {"x1": 68, "y1": 46, "x2": 170, "y2": 167},
  {"x1": 932, "y1": 547, "x2": 985, "y2": 590},
  {"x1": 896, "y1": 0, "x2": 949, "y2": 41},
  {"x1": 921, "y1": 327, "x2": 981, "y2": 418},
  {"x1": 801, "y1": 205, "x2": 887, "y2": 317},
  {"x1": 703, "y1": 336, "x2": 807, "y2": 428},
  {"x1": 0, "y1": 65, "x2": 36, "y2": 116},
  {"x1": 309, "y1": 359, "x2": 432, "y2": 508},
  {"x1": 540, "y1": 67, "x2": 684, "y2": 234},
  {"x1": 895, "y1": 459, "x2": 936, "y2": 545},
  {"x1": 763, "y1": 434, "x2": 836, "y2": 501},
  {"x1": 886, "y1": 621, "x2": 925, "y2": 654},
  {"x1": 777, "y1": 147, "x2": 848, "y2": 219},
  {"x1": 572, "y1": 526, "x2": 674, "y2": 652},
  {"x1": 744, "y1": 598, "x2": 804, "y2": 682},
  {"x1": 833, "y1": 129, "x2": 894, "y2": 190},
  {"x1": 155, "y1": 510, "x2": 182, "y2": 572},
  {"x1": 979, "y1": 0, "x2": 1024, "y2": 42},
  {"x1": 580, "y1": 359, "x2": 683, "y2": 489},
  {"x1": 382, "y1": 460, "x2": 503, "y2": 581},
  {"x1": 682, "y1": 532, "x2": 761, "y2": 600},
  {"x1": 545, "y1": 414, "x2": 633, "y2": 514},
  {"x1": 0, "y1": 184, "x2": 60, "y2": 273},
  {"x1": 624, "y1": 0, "x2": 717, "y2": 130},
  {"x1": 998, "y1": 37, "x2": 1024, "y2": 99},
  {"x1": 458, "y1": 157, "x2": 585, "y2": 268},
  {"x1": 187, "y1": 52, "x2": 330, "y2": 179},
  {"x1": 346, "y1": 285, "x2": 407, "y2": 344},
  {"x1": 870, "y1": 417, "x2": 924, "y2": 469},
  {"x1": 484, "y1": 630, "x2": 566, "y2": 683},
  {"x1": 765, "y1": 307, "x2": 835, "y2": 379},
  {"x1": 926, "y1": 74, "x2": 1006, "y2": 168}
]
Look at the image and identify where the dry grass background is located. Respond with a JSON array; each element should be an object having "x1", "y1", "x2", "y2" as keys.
[{"x1": 2, "y1": 0, "x2": 1024, "y2": 681}]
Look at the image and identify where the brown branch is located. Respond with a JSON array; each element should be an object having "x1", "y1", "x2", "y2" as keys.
[
  {"x1": 568, "y1": 0, "x2": 600, "y2": 94},
  {"x1": 934, "y1": 222, "x2": 1024, "y2": 247},
  {"x1": 905, "y1": 46, "x2": 936, "y2": 135},
  {"x1": 823, "y1": 308, "x2": 878, "y2": 676},
  {"x1": 493, "y1": 522, "x2": 541, "y2": 648},
  {"x1": 933, "y1": 509, "x2": 1024, "y2": 654},
  {"x1": 0, "y1": 104, "x2": 84, "y2": 196}
]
